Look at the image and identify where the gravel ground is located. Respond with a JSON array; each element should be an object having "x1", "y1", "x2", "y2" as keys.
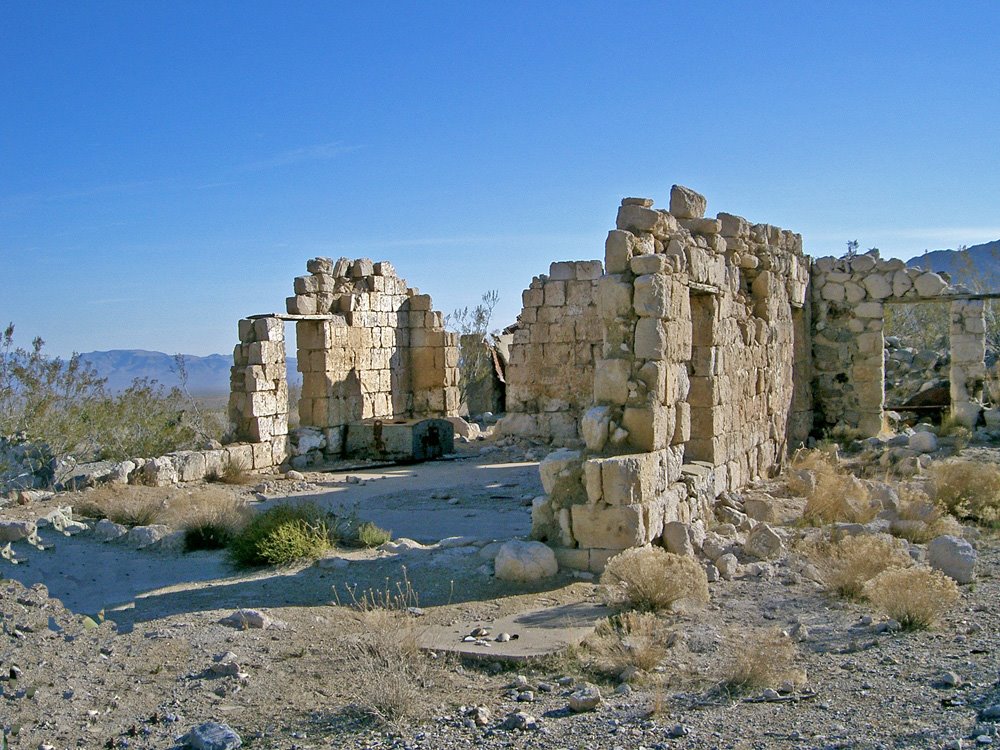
[{"x1": 2, "y1": 442, "x2": 999, "y2": 750}]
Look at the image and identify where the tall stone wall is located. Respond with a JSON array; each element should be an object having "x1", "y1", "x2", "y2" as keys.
[
  {"x1": 810, "y1": 254, "x2": 952, "y2": 434},
  {"x1": 228, "y1": 256, "x2": 460, "y2": 467},
  {"x1": 502, "y1": 260, "x2": 604, "y2": 443},
  {"x1": 530, "y1": 186, "x2": 812, "y2": 572}
]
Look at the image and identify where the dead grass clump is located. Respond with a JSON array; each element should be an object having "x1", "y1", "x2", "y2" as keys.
[
  {"x1": 719, "y1": 627, "x2": 802, "y2": 695},
  {"x1": 929, "y1": 459, "x2": 1000, "y2": 526},
  {"x1": 600, "y1": 547, "x2": 709, "y2": 612},
  {"x1": 208, "y1": 454, "x2": 252, "y2": 485},
  {"x1": 580, "y1": 611, "x2": 673, "y2": 679},
  {"x1": 938, "y1": 415, "x2": 972, "y2": 449},
  {"x1": 804, "y1": 533, "x2": 913, "y2": 600},
  {"x1": 891, "y1": 486, "x2": 963, "y2": 543},
  {"x1": 73, "y1": 485, "x2": 167, "y2": 526},
  {"x1": 793, "y1": 449, "x2": 875, "y2": 524},
  {"x1": 864, "y1": 566, "x2": 959, "y2": 630},
  {"x1": 179, "y1": 490, "x2": 250, "y2": 551},
  {"x1": 342, "y1": 607, "x2": 428, "y2": 725}
]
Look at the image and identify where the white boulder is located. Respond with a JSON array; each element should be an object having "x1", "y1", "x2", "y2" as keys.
[{"x1": 494, "y1": 540, "x2": 558, "y2": 582}]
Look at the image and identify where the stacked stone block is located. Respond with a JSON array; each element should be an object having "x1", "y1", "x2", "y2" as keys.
[
  {"x1": 529, "y1": 185, "x2": 812, "y2": 571},
  {"x1": 227, "y1": 256, "x2": 459, "y2": 470},
  {"x1": 810, "y1": 254, "x2": 952, "y2": 434},
  {"x1": 227, "y1": 316, "x2": 290, "y2": 469},
  {"x1": 503, "y1": 260, "x2": 604, "y2": 443},
  {"x1": 950, "y1": 298, "x2": 987, "y2": 427},
  {"x1": 290, "y1": 257, "x2": 459, "y2": 442}
]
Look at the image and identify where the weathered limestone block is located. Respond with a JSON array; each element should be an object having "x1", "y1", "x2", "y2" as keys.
[
  {"x1": 622, "y1": 404, "x2": 675, "y2": 452},
  {"x1": 570, "y1": 503, "x2": 649, "y2": 549},
  {"x1": 669, "y1": 184, "x2": 707, "y2": 219},
  {"x1": 634, "y1": 318, "x2": 667, "y2": 360},
  {"x1": 595, "y1": 275, "x2": 632, "y2": 322},
  {"x1": 544, "y1": 281, "x2": 566, "y2": 306},
  {"x1": 538, "y1": 448, "x2": 583, "y2": 495},
  {"x1": 594, "y1": 358, "x2": 631, "y2": 404},
  {"x1": 143, "y1": 456, "x2": 178, "y2": 487},
  {"x1": 172, "y1": 451, "x2": 207, "y2": 483},
  {"x1": 589, "y1": 449, "x2": 681, "y2": 507},
  {"x1": 581, "y1": 406, "x2": 611, "y2": 452},
  {"x1": 821, "y1": 282, "x2": 845, "y2": 302},
  {"x1": 862, "y1": 274, "x2": 892, "y2": 299},
  {"x1": 633, "y1": 274, "x2": 671, "y2": 318},
  {"x1": 630, "y1": 254, "x2": 667, "y2": 276},
  {"x1": 914, "y1": 272, "x2": 948, "y2": 297}
]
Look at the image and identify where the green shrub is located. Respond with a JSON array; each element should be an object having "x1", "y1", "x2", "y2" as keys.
[
  {"x1": 228, "y1": 503, "x2": 335, "y2": 566},
  {"x1": 0, "y1": 324, "x2": 211, "y2": 464},
  {"x1": 355, "y1": 521, "x2": 392, "y2": 548},
  {"x1": 184, "y1": 521, "x2": 237, "y2": 551}
]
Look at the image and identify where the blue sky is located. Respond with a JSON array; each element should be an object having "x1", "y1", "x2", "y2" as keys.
[{"x1": 2, "y1": 1, "x2": 999, "y2": 356}]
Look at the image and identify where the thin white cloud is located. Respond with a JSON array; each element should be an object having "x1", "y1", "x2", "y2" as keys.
[
  {"x1": 309, "y1": 232, "x2": 595, "y2": 250},
  {"x1": 238, "y1": 141, "x2": 360, "y2": 172}
]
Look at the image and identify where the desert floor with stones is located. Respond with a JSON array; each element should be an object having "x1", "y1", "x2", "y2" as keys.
[{"x1": 2, "y1": 434, "x2": 999, "y2": 750}]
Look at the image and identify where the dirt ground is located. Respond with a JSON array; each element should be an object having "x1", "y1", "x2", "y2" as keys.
[{"x1": 2, "y1": 437, "x2": 999, "y2": 749}]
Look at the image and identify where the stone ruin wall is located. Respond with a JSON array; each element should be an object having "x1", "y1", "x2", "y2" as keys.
[
  {"x1": 810, "y1": 254, "x2": 986, "y2": 433},
  {"x1": 502, "y1": 260, "x2": 604, "y2": 443},
  {"x1": 228, "y1": 256, "x2": 459, "y2": 467},
  {"x1": 528, "y1": 186, "x2": 812, "y2": 572}
]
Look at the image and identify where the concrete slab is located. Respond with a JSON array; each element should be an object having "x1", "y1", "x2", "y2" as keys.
[{"x1": 418, "y1": 600, "x2": 608, "y2": 661}]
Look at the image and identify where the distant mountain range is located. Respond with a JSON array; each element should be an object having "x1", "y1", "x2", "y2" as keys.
[
  {"x1": 907, "y1": 239, "x2": 1000, "y2": 291},
  {"x1": 78, "y1": 350, "x2": 301, "y2": 395}
]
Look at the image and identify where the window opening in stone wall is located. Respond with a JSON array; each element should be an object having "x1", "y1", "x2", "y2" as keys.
[
  {"x1": 685, "y1": 290, "x2": 716, "y2": 464},
  {"x1": 883, "y1": 300, "x2": 951, "y2": 426}
]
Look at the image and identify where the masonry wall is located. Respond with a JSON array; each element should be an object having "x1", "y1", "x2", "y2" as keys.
[
  {"x1": 228, "y1": 256, "x2": 460, "y2": 467},
  {"x1": 529, "y1": 186, "x2": 812, "y2": 572},
  {"x1": 502, "y1": 260, "x2": 604, "y2": 443},
  {"x1": 228, "y1": 316, "x2": 291, "y2": 468},
  {"x1": 810, "y1": 254, "x2": 952, "y2": 434}
]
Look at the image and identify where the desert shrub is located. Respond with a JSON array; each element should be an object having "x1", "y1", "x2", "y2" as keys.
[
  {"x1": 938, "y1": 415, "x2": 972, "y2": 448},
  {"x1": 228, "y1": 503, "x2": 334, "y2": 566},
  {"x1": 600, "y1": 547, "x2": 709, "y2": 612},
  {"x1": 719, "y1": 627, "x2": 802, "y2": 694},
  {"x1": 208, "y1": 454, "x2": 252, "y2": 485},
  {"x1": 580, "y1": 611, "x2": 672, "y2": 678},
  {"x1": 929, "y1": 459, "x2": 1000, "y2": 526},
  {"x1": 0, "y1": 324, "x2": 207, "y2": 464},
  {"x1": 446, "y1": 290, "x2": 499, "y2": 410},
  {"x1": 792, "y1": 449, "x2": 876, "y2": 524},
  {"x1": 355, "y1": 521, "x2": 392, "y2": 548},
  {"x1": 181, "y1": 491, "x2": 249, "y2": 551},
  {"x1": 805, "y1": 533, "x2": 913, "y2": 599},
  {"x1": 341, "y1": 608, "x2": 428, "y2": 725},
  {"x1": 864, "y1": 566, "x2": 959, "y2": 630},
  {"x1": 890, "y1": 486, "x2": 963, "y2": 543},
  {"x1": 73, "y1": 486, "x2": 167, "y2": 526}
]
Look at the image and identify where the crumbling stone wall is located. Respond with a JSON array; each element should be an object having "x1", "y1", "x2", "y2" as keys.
[
  {"x1": 530, "y1": 186, "x2": 812, "y2": 571},
  {"x1": 949, "y1": 298, "x2": 987, "y2": 426},
  {"x1": 810, "y1": 254, "x2": 953, "y2": 434},
  {"x1": 228, "y1": 257, "x2": 459, "y2": 468},
  {"x1": 228, "y1": 316, "x2": 290, "y2": 469},
  {"x1": 502, "y1": 260, "x2": 604, "y2": 443}
]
